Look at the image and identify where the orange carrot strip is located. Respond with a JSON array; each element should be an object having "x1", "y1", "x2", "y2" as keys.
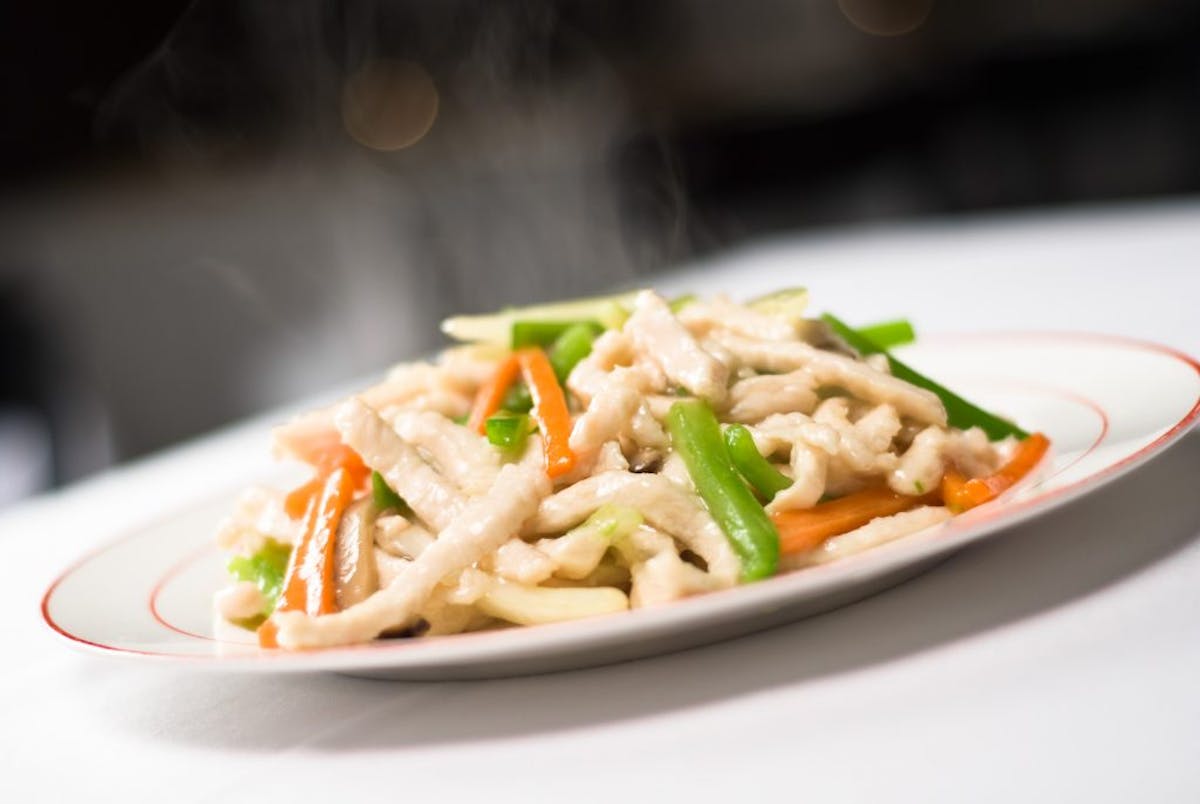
[
  {"x1": 286, "y1": 465, "x2": 354, "y2": 616},
  {"x1": 517, "y1": 347, "x2": 577, "y2": 478},
  {"x1": 940, "y1": 470, "x2": 969, "y2": 514},
  {"x1": 284, "y1": 476, "x2": 324, "y2": 519},
  {"x1": 257, "y1": 618, "x2": 279, "y2": 649},
  {"x1": 283, "y1": 445, "x2": 369, "y2": 519},
  {"x1": 773, "y1": 486, "x2": 934, "y2": 555},
  {"x1": 468, "y1": 353, "x2": 522, "y2": 435},
  {"x1": 259, "y1": 465, "x2": 356, "y2": 648},
  {"x1": 951, "y1": 432, "x2": 1050, "y2": 513}
]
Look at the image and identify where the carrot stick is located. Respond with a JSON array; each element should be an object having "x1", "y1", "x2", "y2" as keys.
[
  {"x1": 773, "y1": 486, "x2": 933, "y2": 555},
  {"x1": 468, "y1": 353, "x2": 522, "y2": 435},
  {"x1": 259, "y1": 464, "x2": 356, "y2": 648},
  {"x1": 283, "y1": 445, "x2": 369, "y2": 519},
  {"x1": 940, "y1": 470, "x2": 968, "y2": 514},
  {"x1": 286, "y1": 465, "x2": 354, "y2": 615},
  {"x1": 284, "y1": 476, "x2": 324, "y2": 519},
  {"x1": 517, "y1": 347, "x2": 577, "y2": 478},
  {"x1": 945, "y1": 432, "x2": 1050, "y2": 512}
]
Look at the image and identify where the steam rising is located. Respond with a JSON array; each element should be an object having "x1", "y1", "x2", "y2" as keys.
[{"x1": 65, "y1": 0, "x2": 685, "y2": 455}]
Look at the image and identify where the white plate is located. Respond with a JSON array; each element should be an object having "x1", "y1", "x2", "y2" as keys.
[{"x1": 41, "y1": 333, "x2": 1200, "y2": 679}]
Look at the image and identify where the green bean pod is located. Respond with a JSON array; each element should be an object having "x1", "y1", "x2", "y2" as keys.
[
  {"x1": 666, "y1": 400, "x2": 780, "y2": 581},
  {"x1": 724, "y1": 424, "x2": 793, "y2": 502}
]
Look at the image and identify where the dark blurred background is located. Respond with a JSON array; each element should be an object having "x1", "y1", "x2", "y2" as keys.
[{"x1": 1, "y1": 0, "x2": 1198, "y2": 504}]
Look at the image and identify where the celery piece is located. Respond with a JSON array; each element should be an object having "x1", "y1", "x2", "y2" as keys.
[
  {"x1": 747, "y1": 287, "x2": 809, "y2": 320},
  {"x1": 441, "y1": 290, "x2": 643, "y2": 345},
  {"x1": 585, "y1": 504, "x2": 644, "y2": 541}
]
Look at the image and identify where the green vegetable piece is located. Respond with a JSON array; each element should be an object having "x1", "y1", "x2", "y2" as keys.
[
  {"x1": 485, "y1": 413, "x2": 533, "y2": 451},
  {"x1": 548, "y1": 322, "x2": 600, "y2": 383},
  {"x1": 724, "y1": 424, "x2": 793, "y2": 502},
  {"x1": 371, "y1": 471, "x2": 413, "y2": 516},
  {"x1": 227, "y1": 539, "x2": 292, "y2": 615},
  {"x1": 668, "y1": 293, "x2": 698, "y2": 313},
  {"x1": 584, "y1": 504, "x2": 643, "y2": 540},
  {"x1": 441, "y1": 290, "x2": 642, "y2": 345},
  {"x1": 856, "y1": 319, "x2": 916, "y2": 349},
  {"x1": 822, "y1": 313, "x2": 1029, "y2": 441},
  {"x1": 511, "y1": 319, "x2": 601, "y2": 349},
  {"x1": 501, "y1": 382, "x2": 533, "y2": 413},
  {"x1": 666, "y1": 400, "x2": 780, "y2": 581},
  {"x1": 747, "y1": 287, "x2": 809, "y2": 320}
]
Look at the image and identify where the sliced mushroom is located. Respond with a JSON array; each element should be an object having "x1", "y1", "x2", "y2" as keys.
[{"x1": 335, "y1": 499, "x2": 379, "y2": 609}]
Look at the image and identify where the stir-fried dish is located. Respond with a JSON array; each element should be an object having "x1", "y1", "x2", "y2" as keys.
[{"x1": 214, "y1": 288, "x2": 1049, "y2": 650}]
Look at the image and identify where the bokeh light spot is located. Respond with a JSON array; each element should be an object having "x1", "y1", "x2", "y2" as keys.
[
  {"x1": 838, "y1": 0, "x2": 935, "y2": 37},
  {"x1": 342, "y1": 59, "x2": 439, "y2": 151}
]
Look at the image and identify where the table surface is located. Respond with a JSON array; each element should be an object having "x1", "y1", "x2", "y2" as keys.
[{"x1": 4, "y1": 201, "x2": 1199, "y2": 803}]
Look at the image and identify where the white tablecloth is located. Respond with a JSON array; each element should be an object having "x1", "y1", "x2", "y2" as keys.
[{"x1": 4, "y1": 202, "x2": 1199, "y2": 803}]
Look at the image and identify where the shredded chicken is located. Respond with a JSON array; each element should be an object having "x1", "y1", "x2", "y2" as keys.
[
  {"x1": 273, "y1": 463, "x2": 549, "y2": 649},
  {"x1": 336, "y1": 398, "x2": 465, "y2": 531},
  {"x1": 215, "y1": 287, "x2": 1021, "y2": 649},
  {"x1": 527, "y1": 470, "x2": 741, "y2": 587},
  {"x1": 625, "y1": 291, "x2": 729, "y2": 403},
  {"x1": 726, "y1": 371, "x2": 819, "y2": 423},
  {"x1": 384, "y1": 409, "x2": 500, "y2": 496},
  {"x1": 710, "y1": 331, "x2": 947, "y2": 426},
  {"x1": 677, "y1": 294, "x2": 798, "y2": 342},
  {"x1": 811, "y1": 506, "x2": 953, "y2": 564},
  {"x1": 215, "y1": 486, "x2": 300, "y2": 553}
]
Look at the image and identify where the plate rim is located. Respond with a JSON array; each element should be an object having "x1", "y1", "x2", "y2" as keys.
[{"x1": 40, "y1": 330, "x2": 1200, "y2": 671}]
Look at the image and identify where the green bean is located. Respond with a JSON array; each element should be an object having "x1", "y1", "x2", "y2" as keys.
[
  {"x1": 724, "y1": 424, "x2": 793, "y2": 501},
  {"x1": 666, "y1": 400, "x2": 780, "y2": 581}
]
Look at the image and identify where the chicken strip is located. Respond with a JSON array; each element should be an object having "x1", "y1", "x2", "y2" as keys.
[
  {"x1": 272, "y1": 462, "x2": 550, "y2": 649},
  {"x1": 526, "y1": 470, "x2": 740, "y2": 586},
  {"x1": 386, "y1": 409, "x2": 500, "y2": 496},
  {"x1": 710, "y1": 332, "x2": 946, "y2": 426},
  {"x1": 725, "y1": 371, "x2": 819, "y2": 423},
  {"x1": 335, "y1": 398, "x2": 465, "y2": 531},
  {"x1": 625, "y1": 290, "x2": 729, "y2": 403}
]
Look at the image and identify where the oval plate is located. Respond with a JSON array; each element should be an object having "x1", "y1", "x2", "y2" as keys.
[{"x1": 41, "y1": 333, "x2": 1200, "y2": 679}]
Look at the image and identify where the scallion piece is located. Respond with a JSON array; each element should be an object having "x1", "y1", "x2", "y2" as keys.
[
  {"x1": 856, "y1": 318, "x2": 916, "y2": 349},
  {"x1": 485, "y1": 413, "x2": 533, "y2": 451}
]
